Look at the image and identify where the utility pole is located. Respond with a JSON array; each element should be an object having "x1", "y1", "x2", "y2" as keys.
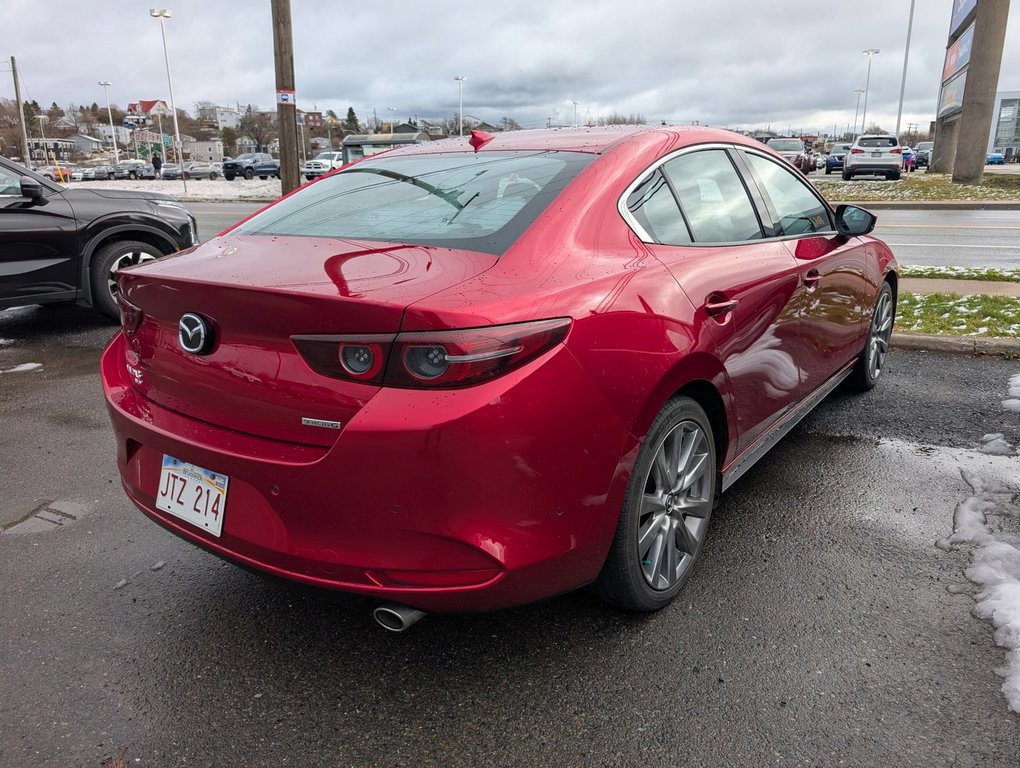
[
  {"x1": 10, "y1": 57, "x2": 32, "y2": 167},
  {"x1": 271, "y1": 0, "x2": 299, "y2": 195},
  {"x1": 894, "y1": 0, "x2": 916, "y2": 137}
]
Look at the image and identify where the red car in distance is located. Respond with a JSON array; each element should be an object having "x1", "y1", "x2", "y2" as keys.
[{"x1": 102, "y1": 126, "x2": 897, "y2": 630}]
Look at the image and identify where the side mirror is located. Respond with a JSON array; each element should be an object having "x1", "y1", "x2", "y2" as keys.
[
  {"x1": 834, "y1": 204, "x2": 876, "y2": 237},
  {"x1": 19, "y1": 175, "x2": 47, "y2": 206}
]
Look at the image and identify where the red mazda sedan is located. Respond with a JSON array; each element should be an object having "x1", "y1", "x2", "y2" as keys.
[{"x1": 102, "y1": 126, "x2": 896, "y2": 629}]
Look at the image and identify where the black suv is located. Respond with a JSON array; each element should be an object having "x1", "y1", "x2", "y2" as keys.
[
  {"x1": 0, "y1": 156, "x2": 197, "y2": 319},
  {"x1": 222, "y1": 152, "x2": 278, "y2": 180}
]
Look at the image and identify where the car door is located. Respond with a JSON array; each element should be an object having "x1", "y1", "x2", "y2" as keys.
[
  {"x1": 625, "y1": 146, "x2": 805, "y2": 454},
  {"x1": 0, "y1": 164, "x2": 80, "y2": 305},
  {"x1": 737, "y1": 149, "x2": 869, "y2": 394}
]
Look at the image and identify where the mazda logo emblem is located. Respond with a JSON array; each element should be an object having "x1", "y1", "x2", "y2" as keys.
[{"x1": 178, "y1": 313, "x2": 213, "y2": 355}]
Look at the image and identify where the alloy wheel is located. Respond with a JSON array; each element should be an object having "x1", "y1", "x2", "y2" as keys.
[
  {"x1": 867, "y1": 288, "x2": 894, "y2": 380},
  {"x1": 637, "y1": 420, "x2": 713, "y2": 590},
  {"x1": 107, "y1": 249, "x2": 158, "y2": 301}
]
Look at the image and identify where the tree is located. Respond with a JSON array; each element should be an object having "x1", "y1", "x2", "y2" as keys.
[
  {"x1": 499, "y1": 117, "x2": 522, "y2": 131},
  {"x1": 596, "y1": 112, "x2": 646, "y2": 126},
  {"x1": 220, "y1": 126, "x2": 238, "y2": 157},
  {"x1": 239, "y1": 105, "x2": 276, "y2": 153},
  {"x1": 48, "y1": 101, "x2": 64, "y2": 120},
  {"x1": 343, "y1": 107, "x2": 361, "y2": 134}
]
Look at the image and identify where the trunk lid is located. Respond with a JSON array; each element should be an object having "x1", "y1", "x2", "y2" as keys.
[{"x1": 120, "y1": 235, "x2": 496, "y2": 447}]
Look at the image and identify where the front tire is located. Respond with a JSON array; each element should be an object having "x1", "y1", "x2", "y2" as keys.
[
  {"x1": 594, "y1": 396, "x2": 716, "y2": 612},
  {"x1": 847, "y1": 281, "x2": 895, "y2": 392},
  {"x1": 89, "y1": 240, "x2": 162, "y2": 320},
  {"x1": 225, "y1": 173, "x2": 235, "y2": 181},
  {"x1": 243, "y1": 168, "x2": 255, "y2": 180}
]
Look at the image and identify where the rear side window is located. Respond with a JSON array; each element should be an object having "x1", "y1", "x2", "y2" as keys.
[
  {"x1": 232, "y1": 151, "x2": 594, "y2": 256},
  {"x1": 858, "y1": 137, "x2": 898, "y2": 148},
  {"x1": 660, "y1": 150, "x2": 763, "y2": 243},
  {"x1": 744, "y1": 154, "x2": 832, "y2": 236},
  {"x1": 625, "y1": 170, "x2": 692, "y2": 245}
]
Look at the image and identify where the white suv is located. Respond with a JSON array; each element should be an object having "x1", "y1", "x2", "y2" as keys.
[
  {"x1": 301, "y1": 151, "x2": 344, "y2": 181},
  {"x1": 844, "y1": 134, "x2": 902, "y2": 181}
]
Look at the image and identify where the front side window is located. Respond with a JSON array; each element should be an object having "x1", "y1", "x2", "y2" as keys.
[
  {"x1": 744, "y1": 153, "x2": 832, "y2": 236},
  {"x1": 232, "y1": 151, "x2": 594, "y2": 256},
  {"x1": 660, "y1": 150, "x2": 763, "y2": 244},
  {"x1": 0, "y1": 166, "x2": 23, "y2": 196}
]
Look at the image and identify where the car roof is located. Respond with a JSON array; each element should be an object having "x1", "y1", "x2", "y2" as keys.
[{"x1": 389, "y1": 125, "x2": 764, "y2": 158}]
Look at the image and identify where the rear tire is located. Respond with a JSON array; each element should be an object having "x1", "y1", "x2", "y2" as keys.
[
  {"x1": 825, "y1": 166, "x2": 832, "y2": 175},
  {"x1": 889, "y1": 171, "x2": 901, "y2": 181},
  {"x1": 593, "y1": 396, "x2": 717, "y2": 612},
  {"x1": 842, "y1": 170, "x2": 852, "y2": 181},
  {"x1": 89, "y1": 239, "x2": 163, "y2": 320},
  {"x1": 847, "y1": 281, "x2": 895, "y2": 392}
]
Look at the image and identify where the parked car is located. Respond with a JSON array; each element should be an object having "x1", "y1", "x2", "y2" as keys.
[
  {"x1": 35, "y1": 165, "x2": 74, "y2": 182},
  {"x1": 88, "y1": 165, "x2": 113, "y2": 181},
  {"x1": 222, "y1": 152, "x2": 276, "y2": 180},
  {"x1": 987, "y1": 152, "x2": 1006, "y2": 165},
  {"x1": 915, "y1": 141, "x2": 934, "y2": 169},
  {"x1": 182, "y1": 161, "x2": 222, "y2": 180},
  {"x1": 766, "y1": 138, "x2": 812, "y2": 173},
  {"x1": 101, "y1": 126, "x2": 897, "y2": 626},
  {"x1": 70, "y1": 167, "x2": 86, "y2": 181},
  {"x1": 901, "y1": 146, "x2": 915, "y2": 171},
  {"x1": 844, "y1": 134, "x2": 903, "y2": 180},
  {"x1": 301, "y1": 150, "x2": 344, "y2": 180},
  {"x1": 135, "y1": 163, "x2": 158, "y2": 180},
  {"x1": 253, "y1": 157, "x2": 280, "y2": 179},
  {"x1": 814, "y1": 154, "x2": 826, "y2": 170},
  {"x1": 825, "y1": 143, "x2": 852, "y2": 174},
  {"x1": 111, "y1": 161, "x2": 147, "y2": 180},
  {"x1": 0, "y1": 155, "x2": 197, "y2": 319}
]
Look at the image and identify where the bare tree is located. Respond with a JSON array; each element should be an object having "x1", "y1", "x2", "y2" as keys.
[{"x1": 239, "y1": 106, "x2": 276, "y2": 153}]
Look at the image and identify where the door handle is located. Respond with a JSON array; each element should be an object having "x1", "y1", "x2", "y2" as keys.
[
  {"x1": 704, "y1": 294, "x2": 739, "y2": 317},
  {"x1": 803, "y1": 269, "x2": 821, "y2": 288}
]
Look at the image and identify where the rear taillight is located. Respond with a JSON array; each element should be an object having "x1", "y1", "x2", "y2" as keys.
[
  {"x1": 850, "y1": 148, "x2": 864, "y2": 154},
  {"x1": 293, "y1": 318, "x2": 571, "y2": 389},
  {"x1": 117, "y1": 292, "x2": 143, "y2": 334},
  {"x1": 890, "y1": 148, "x2": 902, "y2": 154}
]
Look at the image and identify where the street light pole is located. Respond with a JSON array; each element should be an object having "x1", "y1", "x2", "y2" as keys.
[
  {"x1": 387, "y1": 106, "x2": 397, "y2": 133},
  {"x1": 149, "y1": 9, "x2": 187, "y2": 193},
  {"x1": 860, "y1": 49, "x2": 880, "y2": 136},
  {"x1": 569, "y1": 100, "x2": 579, "y2": 128},
  {"x1": 454, "y1": 76, "x2": 466, "y2": 136},
  {"x1": 894, "y1": 0, "x2": 916, "y2": 138},
  {"x1": 34, "y1": 115, "x2": 48, "y2": 165},
  {"x1": 853, "y1": 89, "x2": 865, "y2": 139},
  {"x1": 98, "y1": 81, "x2": 120, "y2": 164}
]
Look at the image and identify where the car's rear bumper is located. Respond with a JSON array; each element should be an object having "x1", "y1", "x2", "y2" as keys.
[
  {"x1": 101, "y1": 332, "x2": 633, "y2": 613},
  {"x1": 845, "y1": 162, "x2": 900, "y2": 174}
]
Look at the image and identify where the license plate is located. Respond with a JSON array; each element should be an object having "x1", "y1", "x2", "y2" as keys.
[
  {"x1": 872, "y1": 151, "x2": 882, "y2": 157},
  {"x1": 155, "y1": 455, "x2": 229, "y2": 537}
]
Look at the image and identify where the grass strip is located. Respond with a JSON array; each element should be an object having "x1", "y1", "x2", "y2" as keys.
[
  {"x1": 813, "y1": 172, "x2": 1020, "y2": 202},
  {"x1": 899, "y1": 265, "x2": 1020, "y2": 283},
  {"x1": 896, "y1": 292, "x2": 1020, "y2": 337}
]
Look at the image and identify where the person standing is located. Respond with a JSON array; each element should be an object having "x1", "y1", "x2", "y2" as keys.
[{"x1": 152, "y1": 152, "x2": 163, "y2": 179}]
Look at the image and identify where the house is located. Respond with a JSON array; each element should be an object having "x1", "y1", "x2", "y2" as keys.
[
  {"x1": 303, "y1": 111, "x2": 323, "y2": 129},
  {"x1": 94, "y1": 124, "x2": 132, "y2": 147},
  {"x1": 184, "y1": 138, "x2": 224, "y2": 162},
  {"x1": 197, "y1": 105, "x2": 240, "y2": 131},
  {"x1": 70, "y1": 134, "x2": 104, "y2": 155},
  {"x1": 28, "y1": 137, "x2": 75, "y2": 162},
  {"x1": 126, "y1": 99, "x2": 172, "y2": 128}
]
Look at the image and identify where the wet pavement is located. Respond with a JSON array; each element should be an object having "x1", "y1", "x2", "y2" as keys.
[{"x1": 1, "y1": 304, "x2": 1019, "y2": 767}]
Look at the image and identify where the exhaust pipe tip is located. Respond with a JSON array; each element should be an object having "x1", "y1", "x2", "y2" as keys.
[{"x1": 373, "y1": 603, "x2": 426, "y2": 632}]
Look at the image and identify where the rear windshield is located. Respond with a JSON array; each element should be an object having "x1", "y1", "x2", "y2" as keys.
[
  {"x1": 832, "y1": 144, "x2": 852, "y2": 153},
  {"x1": 767, "y1": 139, "x2": 803, "y2": 152},
  {"x1": 232, "y1": 150, "x2": 594, "y2": 255},
  {"x1": 858, "y1": 137, "x2": 898, "y2": 148},
  {"x1": 917, "y1": 142, "x2": 934, "y2": 151}
]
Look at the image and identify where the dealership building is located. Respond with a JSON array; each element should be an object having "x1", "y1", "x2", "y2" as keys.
[{"x1": 988, "y1": 91, "x2": 1020, "y2": 156}]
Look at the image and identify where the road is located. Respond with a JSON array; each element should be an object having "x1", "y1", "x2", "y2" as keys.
[
  {"x1": 1, "y1": 304, "x2": 1018, "y2": 767},
  {"x1": 188, "y1": 203, "x2": 1020, "y2": 269},
  {"x1": 874, "y1": 209, "x2": 1020, "y2": 269}
]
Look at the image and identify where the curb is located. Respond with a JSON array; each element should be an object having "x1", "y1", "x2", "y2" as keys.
[
  {"x1": 833, "y1": 200, "x2": 1020, "y2": 210},
  {"x1": 892, "y1": 332, "x2": 1020, "y2": 356}
]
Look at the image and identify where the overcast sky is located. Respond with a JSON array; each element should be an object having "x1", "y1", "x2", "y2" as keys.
[{"x1": 2, "y1": 0, "x2": 1018, "y2": 135}]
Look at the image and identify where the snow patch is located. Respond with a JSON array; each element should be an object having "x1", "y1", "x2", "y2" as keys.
[
  {"x1": 941, "y1": 469, "x2": 1020, "y2": 713},
  {"x1": 0, "y1": 363, "x2": 42, "y2": 374},
  {"x1": 978, "y1": 433, "x2": 1016, "y2": 456},
  {"x1": 1004, "y1": 400, "x2": 1020, "y2": 414},
  {"x1": 0, "y1": 338, "x2": 14, "y2": 346}
]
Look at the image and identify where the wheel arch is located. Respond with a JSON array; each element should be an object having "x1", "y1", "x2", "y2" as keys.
[
  {"x1": 79, "y1": 224, "x2": 178, "y2": 306},
  {"x1": 631, "y1": 351, "x2": 734, "y2": 469}
]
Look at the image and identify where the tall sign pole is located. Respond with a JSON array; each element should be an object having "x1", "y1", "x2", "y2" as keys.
[
  {"x1": 10, "y1": 57, "x2": 32, "y2": 167},
  {"x1": 952, "y1": 0, "x2": 1010, "y2": 184},
  {"x1": 271, "y1": 0, "x2": 299, "y2": 195}
]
